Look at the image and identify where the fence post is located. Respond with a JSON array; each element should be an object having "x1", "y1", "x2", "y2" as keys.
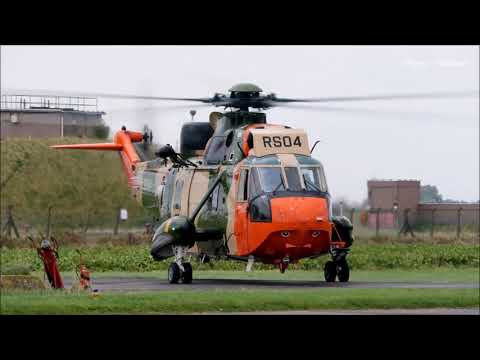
[
  {"x1": 456, "y1": 208, "x2": 462, "y2": 239},
  {"x1": 430, "y1": 208, "x2": 436, "y2": 239},
  {"x1": 113, "y1": 207, "x2": 120, "y2": 235},
  {"x1": 375, "y1": 208, "x2": 380, "y2": 237}
]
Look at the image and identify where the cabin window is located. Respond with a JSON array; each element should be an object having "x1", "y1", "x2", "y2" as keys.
[
  {"x1": 211, "y1": 186, "x2": 219, "y2": 210},
  {"x1": 319, "y1": 165, "x2": 328, "y2": 192},
  {"x1": 217, "y1": 185, "x2": 225, "y2": 210},
  {"x1": 248, "y1": 168, "x2": 262, "y2": 200},
  {"x1": 161, "y1": 169, "x2": 176, "y2": 217},
  {"x1": 237, "y1": 169, "x2": 249, "y2": 201},
  {"x1": 173, "y1": 179, "x2": 184, "y2": 210},
  {"x1": 204, "y1": 136, "x2": 227, "y2": 164},
  {"x1": 284, "y1": 167, "x2": 302, "y2": 191}
]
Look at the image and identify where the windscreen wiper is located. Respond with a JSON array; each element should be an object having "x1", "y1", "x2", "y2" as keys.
[
  {"x1": 272, "y1": 180, "x2": 285, "y2": 195},
  {"x1": 248, "y1": 181, "x2": 285, "y2": 205},
  {"x1": 303, "y1": 175, "x2": 322, "y2": 192}
]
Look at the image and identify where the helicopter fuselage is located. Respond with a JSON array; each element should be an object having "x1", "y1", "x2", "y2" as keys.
[{"x1": 134, "y1": 112, "x2": 346, "y2": 266}]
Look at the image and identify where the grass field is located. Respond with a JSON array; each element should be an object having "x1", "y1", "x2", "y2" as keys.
[{"x1": 2, "y1": 288, "x2": 478, "y2": 314}]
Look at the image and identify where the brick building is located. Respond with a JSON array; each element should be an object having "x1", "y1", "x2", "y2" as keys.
[
  {"x1": 0, "y1": 94, "x2": 107, "y2": 139},
  {"x1": 367, "y1": 179, "x2": 479, "y2": 228}
]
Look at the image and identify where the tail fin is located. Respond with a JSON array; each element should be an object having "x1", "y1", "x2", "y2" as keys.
[{"x1": 51, "y1": 128, "x2": 145, "y2": 187}]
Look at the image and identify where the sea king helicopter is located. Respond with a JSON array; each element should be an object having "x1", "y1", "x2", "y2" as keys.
[{"x1": 44, "y1": 83, "x2": 476, "y2": 284}]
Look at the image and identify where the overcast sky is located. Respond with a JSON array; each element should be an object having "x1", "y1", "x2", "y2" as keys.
[{"x1": 1, "y1": 45, "x2": 478, "y2": 203}]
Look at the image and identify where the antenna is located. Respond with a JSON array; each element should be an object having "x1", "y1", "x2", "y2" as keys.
[{"x1": 190, "y1": 109, "x2": 196, "y2": 122}]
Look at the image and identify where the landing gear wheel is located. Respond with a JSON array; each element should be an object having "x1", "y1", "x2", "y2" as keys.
[
  {"x1": 279, "y1": 262, "x2": 288, "y2": 273},
  {"x1": 181, "y1": 262, "x2": 193, "y2": 284},
  {"x1": 324, "y1": 261, "x2": 337, "y2": 282},
  {"x1": 168, "y1": 262, "x2": 181, "y2": 284},
  {"x1": 337, "y1": 260, "x2": 350, "y2": 282}
]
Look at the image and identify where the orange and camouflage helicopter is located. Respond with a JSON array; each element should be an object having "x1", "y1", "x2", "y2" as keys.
[{"x1": 47, "y1": 83, "x2": 476, "y2": 284}]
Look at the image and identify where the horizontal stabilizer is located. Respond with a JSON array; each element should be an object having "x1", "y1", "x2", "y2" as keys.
[{"x1": 51, "y1": 143, "x2": 123, "y2": 151}]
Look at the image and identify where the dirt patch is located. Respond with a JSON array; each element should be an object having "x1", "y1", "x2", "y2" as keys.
[{"x1": 0, "y1": 275, "x2": 46, "y2": 290}]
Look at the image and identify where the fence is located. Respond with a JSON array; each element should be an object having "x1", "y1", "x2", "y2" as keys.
[
  {"x1": 343, "y1": 206, "x2": 479, "y2": 239},
  {"x1": 1, "y1": 205, "x2": 154, "y2": 241},
  {"x1": 1, "y1": 94, "x2": 98, "y2": 112}
]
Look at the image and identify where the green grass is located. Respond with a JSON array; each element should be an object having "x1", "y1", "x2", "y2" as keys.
[
  {"x1": 3, "y1": 243, "x2": 478, "y2": 273},
  {"x1": 1, "y1": 288, "x2": 478, "y2": 314},
  {"x1": 47, "y1": 268, "x2": 479, "y2": 283}
]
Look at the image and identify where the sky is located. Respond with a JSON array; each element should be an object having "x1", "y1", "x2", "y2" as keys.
[{"x1": 1, "y1": 45, "x2": 478, "y2": 203}]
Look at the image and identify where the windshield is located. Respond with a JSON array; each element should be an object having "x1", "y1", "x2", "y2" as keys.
[
  {"x1": 248, "y1": 166, "x2": 328, "y2": 198},
  {"x1": 284, "y1": 167, "x2": 302, "y2": 191},
  {"x1": 301, "y1": 167, "x2": 328, "y2": 192},
  {"x1": 257, "y1": 167, "x2": 285, "y2": 192}
]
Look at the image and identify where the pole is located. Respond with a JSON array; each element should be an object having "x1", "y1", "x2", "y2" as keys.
[
  {"x1": 350, "y1": 208, "x2": 355, "y2": 225},
  {"x1": 430, "y1": 208, "x2": 436, "y2": 239},
  {"x1": 375, "y1": 208, "x2": 380, "y2": 237},
  {"x1": 113, "y1": 207, "x2": 120, "y2": 235},
  {"x1": 456, "y1": 208, "x2": 462, "y2": 239}
]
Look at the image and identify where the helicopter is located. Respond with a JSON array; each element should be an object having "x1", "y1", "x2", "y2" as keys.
[{"x1": 46, "y1": 83, "x2": 477, "y2": 284}]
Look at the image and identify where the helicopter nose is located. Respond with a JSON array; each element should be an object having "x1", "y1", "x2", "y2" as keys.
[
  {"x1": 246, "y1": 197, "x2": 332, "y2": 262},
  {"x1": 272, "y1": 197, "x2": 329, "y2": 225}
]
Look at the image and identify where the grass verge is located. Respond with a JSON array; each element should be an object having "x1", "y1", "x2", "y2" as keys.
[{"x1": 1, "y1": 288, "x2": 478, "y2": 314}]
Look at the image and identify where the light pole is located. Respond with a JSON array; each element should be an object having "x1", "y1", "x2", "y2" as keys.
[{"x1": 393, "y1": 203, "x2": 399, "y2": 229}]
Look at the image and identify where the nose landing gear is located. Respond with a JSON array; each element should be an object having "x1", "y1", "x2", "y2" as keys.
[
  {"x1": 279, "y1": 257, "x2": 290, "y2": 273},
  {"x1": 324, "y1": 248, "x2": 350, "y2": 283},
  {"x1": 168, "y1": 246, "x2": 193, "y2": 284}
]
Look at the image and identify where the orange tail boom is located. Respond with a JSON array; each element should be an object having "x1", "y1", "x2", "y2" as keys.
[{"x1": 51, "y1": 129, "x2": 144, "y2": 187}]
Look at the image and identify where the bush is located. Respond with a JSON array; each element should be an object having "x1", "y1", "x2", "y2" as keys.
[
  {"x1": 1, "y1": 264, "x2": 34, "y2": 275},
  {"x1": 1, "y1": 243, "x2": 478, "y2": 273},
  {"x1": 93, "y1": 125, "x2": 110, "y2": 139}
]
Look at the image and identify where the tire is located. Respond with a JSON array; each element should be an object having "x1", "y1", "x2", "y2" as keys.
[
  {"x1": 324, "y1": 261, "x2": 337, "y2": 282},
  {"x1": 337, "y1": 260, "x2": 350, "y2": 282},
  {"x1": 168, "y1": 262, "x2": 181, "y2": 284},
  {"x1": 180, "y1": 122, "x2": 214, "y2": 155},
  {"x1": 181, "y1": 262, "x2": 193, "y2": 284}
]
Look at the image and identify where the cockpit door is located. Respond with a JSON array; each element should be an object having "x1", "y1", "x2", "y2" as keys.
[{"x1": 234, "y1": 168, "x2": 249, "y2": 254}]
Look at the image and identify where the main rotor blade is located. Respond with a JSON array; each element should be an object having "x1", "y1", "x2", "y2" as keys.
[
  {"x1": 3, "y1": 88, "x2": 214, "y2": 103},
  {"x1": 107, "y1": 103, "x2": 211, "y2": 113},
  {"x1": 270, "y1": 90, "x2": 479, "y2": 104},
  {"x1": 275, "y1": 104, "x2": 471, "y2": 122}
]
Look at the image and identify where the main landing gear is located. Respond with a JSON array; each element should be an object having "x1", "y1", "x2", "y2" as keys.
[
  {"x1": 324, "y1": 248, "x2": 350, "y2": 283},
  {"x1": 168, "y1": 246, "x2": 193, "y2": 284}
]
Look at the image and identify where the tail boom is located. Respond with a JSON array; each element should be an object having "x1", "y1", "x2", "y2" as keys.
[{"x1": 51, "y1": 129, "x2": 145, "y2": 188}]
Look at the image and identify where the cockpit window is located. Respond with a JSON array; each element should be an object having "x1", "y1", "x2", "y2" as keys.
[
  {"x1": 204, "y1": 136, "x2": 227, "y2": 164},
  {"x1": 257, "y1": 167, "x2": 285, "y2": 193},
  {"x1": 284, "y1": 167, "x2": 302, "y2": 191},
  {"x1": 301, "y1": 167, "x2": 328, "y2": 192}
]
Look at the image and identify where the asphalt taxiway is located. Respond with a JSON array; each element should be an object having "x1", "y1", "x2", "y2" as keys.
[{"x1": 64, "y1": 277, "x2": 479, "y2": 292}]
